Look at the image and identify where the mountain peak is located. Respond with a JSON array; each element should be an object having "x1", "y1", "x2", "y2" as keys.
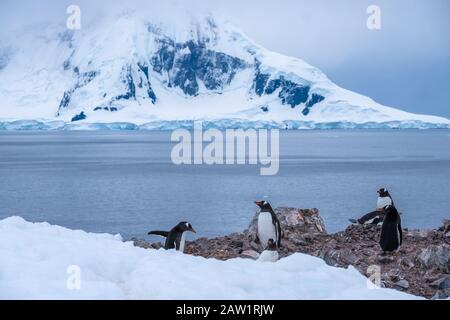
[{"x1": 0, "y1": 7, "x2": 448, "y2": 128}]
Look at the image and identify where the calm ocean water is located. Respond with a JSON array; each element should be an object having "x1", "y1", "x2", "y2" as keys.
[{"x1": 0, "y1": 130, "x2": 449, "y2": 240}]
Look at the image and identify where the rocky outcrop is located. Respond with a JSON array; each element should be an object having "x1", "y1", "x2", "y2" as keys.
[
  {"x1": 132, "y1": 207, "x2": 450, "y2": 299},
  {"x1": 418, "y1": 244, "x2": 450, "y2": 273}
]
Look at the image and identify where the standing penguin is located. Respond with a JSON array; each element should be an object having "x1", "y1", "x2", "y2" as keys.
[
  {"x1": 379, "y1": 205, "x2": 403, "y2": 253},
  {"x1": 254, "y1": 201, "x2": 281, "y2": 248},
  {"x1": 257, "y1": 239, "x2": 279, "y2": 262},
  {"x1": 148, "y1": 221, "x2": 196, "y2": 252}
]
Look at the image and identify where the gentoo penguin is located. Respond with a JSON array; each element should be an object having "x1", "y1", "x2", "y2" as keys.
[
  {"x1": 254, "y1": 200, "x2": 281, "y2": 248},
  {"x1": 257, "y1": 239, "x2": 279, "y2": 262},
  {"x1": 376, "y1": 188, "x2": 394, "y2": 209},
  {"x1": 379, "y1": 205, "x2": 403, "y2": 253},
  {"x1": 148, "y1": 221, "x2": 196, "y2": 252},
  {"x1": 349, "y1": 188, "x2": 394, "y2": 225}
]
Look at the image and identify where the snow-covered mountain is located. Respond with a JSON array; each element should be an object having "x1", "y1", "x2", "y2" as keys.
[{"x1": 0, "y1": 6, "x2": 448, "y2": 130}]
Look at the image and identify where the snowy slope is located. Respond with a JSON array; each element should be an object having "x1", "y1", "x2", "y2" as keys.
[
  {"x1": 0, "y1": 5, "x2": 448, "y2": 129},
  {"x1": 0, "y1": 216, "x2": 419, "y2": 300}
]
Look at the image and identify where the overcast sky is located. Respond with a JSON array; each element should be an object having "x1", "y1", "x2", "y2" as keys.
[{"x1": 1, "y1": 0, "x2": 449, "y2": 118}]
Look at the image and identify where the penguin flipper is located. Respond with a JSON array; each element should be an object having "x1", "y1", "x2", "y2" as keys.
[
  {"x1": 269, "y1": 210, "x2": 282, "y2": 247},
  {"x1": 276, "y1": 220, "x2": 282, "y2": 247},
  {"x1": 148, "y1": 230, "x2": 170, "y2": 237},
  {"x1": 398, "y1": 219, "x2": 403, "y2": 246}
]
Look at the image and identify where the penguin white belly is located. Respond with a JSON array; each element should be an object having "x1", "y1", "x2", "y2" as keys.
[
  {"x1": 257, "y1": 250, "x2": 279, "y2": 262},
  {"x1": 377, "y1": 196, "x2": 392, "y2": 209},
  {"x1": 257, "y1": 212, "x2": 277, "y2": 248},
  {"x1": 179, "y1": 232, "x2": 186, "y2": 253}
]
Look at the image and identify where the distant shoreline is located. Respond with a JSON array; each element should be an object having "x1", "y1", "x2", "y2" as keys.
[{"x1": 1, "y1": 119, "x2": 450, "y2": 131}]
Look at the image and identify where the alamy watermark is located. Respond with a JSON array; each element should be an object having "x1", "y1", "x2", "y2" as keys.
[
  {"x1": 367, "y1": 5, "x2": 381, "y2": 30},
  {"x1": 366, "y1": 265, "x2": 382, "y2": 289},
  {"x1": 66, "y1": 265, "x2": 81, "y2": 290},
  {"x1": 66, "y1": 5, "x2": 81, "y2": 30},
  {"x1": 170, "y1": 121, "x2": 280, "y2": 176}
]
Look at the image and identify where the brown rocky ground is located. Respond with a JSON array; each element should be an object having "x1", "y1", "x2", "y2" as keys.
[{"x1": 132, "y1": 208, "x2": 450, "y2": 299}]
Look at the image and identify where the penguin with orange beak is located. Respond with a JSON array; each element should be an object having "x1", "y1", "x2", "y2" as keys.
[
  {"x1": 148, "y1": 221, "x2": 196, "y2": 252},
  {"x1": 254, "y1": 200, "x2": 282, "y2": 248}
]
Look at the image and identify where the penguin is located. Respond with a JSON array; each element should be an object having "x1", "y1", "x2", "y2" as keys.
[
  {"x1": 376, "y1": 188, "x2": 394, "y2": 209},
  {"x1": 254, "y1": 200, "x2": 281, "y2": 248},
  {"x1": 379, "y1": 205, "x2": 403, "y2": 253},
  {"x1": 148, "y1": 221, "x2": 196, "y2": 252},
  {"x1": 349, "y1": 188, "x2": 394, "y2": 225},
  {"x1": 257, "y1": 239, "x2": 279, "y2": 262}
]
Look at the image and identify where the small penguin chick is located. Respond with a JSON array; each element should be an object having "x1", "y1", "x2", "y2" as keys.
[
  {"x1": 266, "y1": 238, "x2": 277, "y2": 250},
  {"x1": 257, "y1": 239, "x2": 279, "y2": 262}
]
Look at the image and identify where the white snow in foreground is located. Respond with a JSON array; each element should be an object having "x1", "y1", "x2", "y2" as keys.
[{"x1": 0, "y1": 217, "x2": 420, "y2": 300}]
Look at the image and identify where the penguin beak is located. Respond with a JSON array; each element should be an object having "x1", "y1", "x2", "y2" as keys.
[
  {"x1": 254, "y1": 201, "x2": 263, "y2": 207},
  {"x1": 189, "y1": 227, "x2": 196, "y2": 233}
]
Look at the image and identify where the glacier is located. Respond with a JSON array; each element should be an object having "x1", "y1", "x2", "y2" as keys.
[
  {"x1": 1, "y1": 119, "x2": 450, "y2": 131},
  {"x1": 0, "y1": 2, "x2": 449, "y2": 130}
]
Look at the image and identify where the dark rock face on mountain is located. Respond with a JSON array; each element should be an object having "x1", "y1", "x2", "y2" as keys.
[
  {"x1": 303, "y1": 93, "x2": 325, "y2": 115},
  {"x1": 0, "y1": 46, "x2": 13, "y2": 70},
  {"x1": 59, "y1": 61, "x2": 158, "y2": 118},
  {"x1": 57, "y1": 69, "x2": 98, "y2": 115},
  {"x1": 151, "y1": 39, "x2": 247, "y2": 96},
  {"x1": 133, "y1": 207, "x2": 450, "y2": 299},
  {"x1": 115, "y1": 65, "x2": 136, "y2": 101},
  {"x1": 71, "y1": 111, "x2": 86, "y2": 122},
  {"x1": 253, "y1": 62, "x2": 324, "y2": 115}
]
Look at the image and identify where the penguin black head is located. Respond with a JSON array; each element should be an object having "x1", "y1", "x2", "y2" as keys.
[
  {"x1": 176, "y1": 221, "x2": 196, "y2": 233},
  {"x1": 255, "y1": 200, "x2": 273, "y2": 211},
  {"x1": 377, "y1": 188, "x2": 390, "y2": 197}
]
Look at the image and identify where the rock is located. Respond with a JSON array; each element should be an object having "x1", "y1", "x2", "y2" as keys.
[
  {"x1": 249, "y1": 241, "x2": 260, "y2": 251},
  {"x1": 319, "y1": 250, "x2": 339, "y2": 267},
  {"x1": 386, "y1": 269, "x2": 401, "y2": 281},
  {"x1": 418, "y1": 244, "x2": 450, "y2": 272},
  {"x1": 431, "y1": 289, "x2": 449, "y2": 300},
  {"x1": 440, "y1": 219, "x2": 450, "y2": 235},
  {"x1": 131, "y1": 237, "x2": 159, "y2": 249},
  {"x1": 285, "y1": 212, "x2": 305, "y2": 226},
  {"x1": 394, "y1": 279, "x2": 410, "y2": 290},
  {"x1": 378, "y1": 255, "x2": 394, "y2": 264},
  {"x1": 132, "y1": 206, "x2": 450, "y2": 299},
  {"x1": 246, "y1": 207, "x2": 327, "y2": 237},
  {"x1": 401, "y1": 257, "x2": 415, "y2": 269},
  {"x1": 229, "y1": 240, "x2": 243, "y2": 249},
  {"x1": 424, "y1": 273, "x2": 441, "y2": 283},
  {"x1": 240, "y1": 250, "x2": 259, "y2": 259},
  {"x1": 340, "y1": 250, "x2": 359, "y2": 265},
  {"x1": 430, "y1": 276, "x2": 450, "y2": 290}
]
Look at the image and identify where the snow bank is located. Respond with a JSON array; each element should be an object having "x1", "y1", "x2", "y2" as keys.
[{"x1": 0, "y1": 217, "x2": 419, "y2": 300}]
